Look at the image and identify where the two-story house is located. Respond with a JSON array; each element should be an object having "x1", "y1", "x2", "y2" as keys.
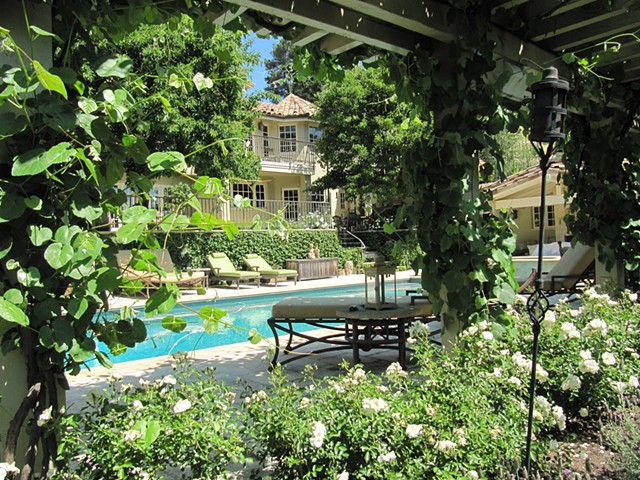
[{"x1": 136, "y1": 94, "x2": 341, "y2": 227}]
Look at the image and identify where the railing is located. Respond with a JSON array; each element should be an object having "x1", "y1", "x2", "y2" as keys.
[
  {"x1": 119, "y1": 195, "x2": 331, "y2": 226},
  {"x1": 250, "y1": 135, "x2": 317, "y2": 174}
]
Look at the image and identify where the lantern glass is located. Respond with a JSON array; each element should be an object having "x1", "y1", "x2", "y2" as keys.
[{"x1": 364, "y1": 265, "x2": 397, "y2": 310}]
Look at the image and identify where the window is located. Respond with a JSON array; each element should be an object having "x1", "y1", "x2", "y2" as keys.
[
  {"x1": 339, "y1": 192, "x2": 346, "y2": 210},
  {"x1": 280, "y1": 125, "x2": 297, "y2": 153},
  {"x1": 282, "y1": 188, "x2": 299, "y2": 220},
  {"x1": 309, "y1": 126, "x2": 322, "y2": 143},
  {"x1": 262, "y1": 124, "x2": 270, "y2": 157},
  {"x1": 232, "y1": 184, "x2": 265, "y2": 208},
  {"x1": 533, "y1": 206, "x2": 556, "y2": 228},
  {"x1": 310, "y1": 190, "x2": 327, "y2": 212}
]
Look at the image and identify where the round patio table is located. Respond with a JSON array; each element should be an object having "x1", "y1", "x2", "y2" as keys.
[{"x1": 337, "y1": 306, "x2": 418, "y2": 369}]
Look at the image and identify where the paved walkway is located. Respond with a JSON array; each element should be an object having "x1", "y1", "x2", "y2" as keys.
[{"x1": 66, "y1": 271, "x2": 421, "y2": 409}]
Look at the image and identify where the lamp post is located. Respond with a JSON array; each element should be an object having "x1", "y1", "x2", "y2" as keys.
[{"x1": 524, "y1": 66, "x2": 570, "y2": 473}]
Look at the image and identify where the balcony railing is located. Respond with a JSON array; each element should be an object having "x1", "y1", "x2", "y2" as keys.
[
  {"x1": 251, "y1": 135, "x2": 318, "y2": 174},
  {"x1": 119, "y1": 195, "x2": 331, "y2": 227}
]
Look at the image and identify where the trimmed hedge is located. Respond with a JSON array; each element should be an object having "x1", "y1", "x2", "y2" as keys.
[{"x1": 162, "y1": 230, "x2": 365, "y2": 271}]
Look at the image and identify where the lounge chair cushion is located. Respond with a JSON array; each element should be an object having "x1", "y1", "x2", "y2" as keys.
[
  {"x1": 272, "y1": 295, "x2": 432, "y2": 319},
  {"x1": 243, "y1": 254, "x2": 298, "y2": 276},
  {"x1": 540, "y1": 242, "x2": 595, "y2": 291}
]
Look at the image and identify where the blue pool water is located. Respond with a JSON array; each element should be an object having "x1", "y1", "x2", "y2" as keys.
[{"x1": 94, "y1": 281, "x2": 416, "y2": 365}]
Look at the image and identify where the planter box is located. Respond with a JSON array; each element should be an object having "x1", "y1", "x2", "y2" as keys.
[{"x1": 285, "y1": 258, "x2": 339, "y2": 281}]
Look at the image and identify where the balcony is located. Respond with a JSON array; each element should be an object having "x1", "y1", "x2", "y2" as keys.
[
  {"x1": 119, "y1": 195, "x2": 331, "y2": 228},
  {"x1": 251, "y1": 135, "x2": 318, "y2": 175}
]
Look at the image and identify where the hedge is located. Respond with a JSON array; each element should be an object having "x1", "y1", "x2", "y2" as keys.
[{"x1": 161, "y1": 230, "x2": 365, "y2": 271}]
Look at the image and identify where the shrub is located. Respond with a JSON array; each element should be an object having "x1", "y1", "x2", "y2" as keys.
[
  {"x1": 601, "y1": 398, "x2": 640, "y2": 479},
  {"x1": 56, "y1": 353, "x2": 246, "y2": 479},
  {"x1": 162, "y1": 230, "x2": 364, "y2": 270}
]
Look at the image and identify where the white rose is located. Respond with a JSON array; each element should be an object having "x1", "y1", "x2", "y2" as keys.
[
  {"x1": 482, "y1": 331, "x2": 494, "y2": 341},
  {"x1": 337, "y1": 471, "x2": 349, "y2": 480},
  {"x1": 405, "y1": 424, "x2": 423, "y2": 439},
  {"x1": 468, "y1": 471, "x2": 479, "y2": 480},
  {"x1": 162, "y1": 375, "x2": 177, "y2": 385},
  {"x1": 310, "y1": 421, "x2": 326, "y2": 448},
  {"x1": 377, "y1": 451, "x2": 397, "y2": 463},
  {"x1": 124, "y1": 429, "x2": 142, "y2": 442},
  {"x1": 362, "y1": 398, "x2": 388, "y2": 415},
  {"x1": 0, "y1": 462, "x2": 20, "y2": 479},
  {"x1": 435, "y1": 440, "x2": 457, "y2": 454},
  {"x1": 579, "y1": 359, "x2": 600, "y2": 374},
  {"x1": 173, "y1": 399, "x2": 192, "y2": 414},
  {"x1": 629, "y1": 376, "x2": 639, "y2": 388},
  {"x1": 561, "y1": 374, "x2": 582, "y2": 391},
  {"x1": 131, "y1": 400, "x2": 144, "y2": 412},
  {"x1": 602, "y1": 352, "x2": 616, "y2": 366}
]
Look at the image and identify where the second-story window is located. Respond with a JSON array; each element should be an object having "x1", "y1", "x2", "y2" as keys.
[
  {"x1": 533, "y1": 205, "x2": 556, "y2": 228},
  {"x1": 280, "y1": 125, "x2": 297, "y2": 153},
  {"x1": 309, "y1": 126, "x2": 322, "y2": 144},
  {"x1": 262, "y1": 124, "x2": 270, "y2": 157}
]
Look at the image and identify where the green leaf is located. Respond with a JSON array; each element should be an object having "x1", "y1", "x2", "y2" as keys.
[
  {"x1": 383, "y1": 223, "x2": 396, "y2": 234},
  {"x1": 147, "y1": 151, "x2": 187, "y2": 173},
  {"x1": 0, "y1": 192, "x2": 26, "y2": 222},
  {"x1": 33, "y1": 60, "x2": 67, "y2": 99},
  {"x1": 12, "y1": 143, "x2": 74, "y2": 176},
  {"x1": 24, "y1": 195, "x2": 43, "y2": 210},
  {"x1": 115, "y1": 223, "x2": 146, "y2": 244},
  {"x1": 161, "y1": 315, "x2": 187, "y2": 333},
  {"x1": 44, "y1": 242, "x2": 74, "y2": 269},
  {"x1": 28, "y1": 225, "x2": 52, "y2": 246},
  {"x1": 3, "y1": 289, "x2": 23, "y2": 305},
  {"x1": 248, "y1": 328, "x2": 262, "y2": 344},
  {"x1": 69, "y1": 338, "x2": 96, "y2": 362},
  {"x1": 145, "y1": 285, "x2": 178, "y2": 316},
  {"x1": 144, "y1": 420, "x2": 162, "y2": 449},
  {"x1": 494, "y1": 283, "x2": 516, "y2": 305},
  {"x1": 16, "y1": 267, "x2": 42, "y2": 287},
  {"x1": 442, "y1": 270, "x2": 466, "y2": 292},
  {"x1": 193, "y1": 72, "x2": 213, "y2": 91},
  {"x1": 131, "y1": 317, "x2": 147, "y2": 343},
  {"x1": 0, "y1": 238, "x2": 11, "y2": 260},
  {"x1": 122, "y1": 205, "x2": 158, "y2": 224},
  {"x1": 67, "y1": 298, "x2": 89, "y2": 319},
  {"x1": 94, "y1": 54, "x2": 133, "y2": 78},
  {"x1": 0, "y1": 298, "x2": 29, "y2": 326},
  {"x1": 0, "y1": 111, "x2": 28, "y2": 139},
  {"x1": 94, "y1": 351, "x2": 114, "y2": 368},
  {"x1": 29, "y1": 25, "x2": 62, "y2": 41}
]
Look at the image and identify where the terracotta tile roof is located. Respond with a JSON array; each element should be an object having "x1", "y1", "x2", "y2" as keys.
[
  {"x1": 482, "y1": 163, "x2": 565, "y2": 194},
  {"x1": 255, "y1": 93, "x2": 317, "y2": 117}
]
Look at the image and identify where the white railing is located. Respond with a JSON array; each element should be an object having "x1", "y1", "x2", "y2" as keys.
[{"x1": 250, "y1": 135, "x2": 317, "y2": 174}]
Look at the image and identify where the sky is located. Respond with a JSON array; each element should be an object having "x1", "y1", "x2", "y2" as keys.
[{"x1": 245, "y1": 32, "x2": 277, "y2": 94}]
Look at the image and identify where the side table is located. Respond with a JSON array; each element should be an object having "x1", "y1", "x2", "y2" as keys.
[
  {"x1": 190, "y1": 268, "x2": 211, "y2": 288},
  {"x1": 336, "y1": 306, "x2": 418, "y2": 369}
]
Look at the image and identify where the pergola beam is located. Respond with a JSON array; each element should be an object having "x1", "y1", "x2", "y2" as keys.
[{"x1": 220, "y1": 0, "x2": 419, "y2": 55}]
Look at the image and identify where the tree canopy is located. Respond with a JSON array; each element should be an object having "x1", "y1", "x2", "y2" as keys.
[
  {"x1": 83, "y1": 15, "x2": 261, "y2": 180},
  {"x1": 264, "y1": 39, "x2": 323, "y2": 102},
  {"x1": 312, "y1": 66, "x2": 426, "y2": 203}
]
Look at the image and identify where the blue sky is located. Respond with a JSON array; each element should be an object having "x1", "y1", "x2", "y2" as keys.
[{"x1": 245, "y1": 33, "x2": 277, "y2": 93}]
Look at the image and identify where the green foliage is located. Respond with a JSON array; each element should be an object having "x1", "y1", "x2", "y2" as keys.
[
  {"x1": 85, "y1": 15, "x2": 261, "y2": 180},
  {"x1": 264, "y1": 39, "x2": 323, "y2": 102},
  {"x1": 313, "y1": 66, "x2": 426, "y2": 203},
  {"x1": 601, "y1": 398, "x2": 640, "y2": 479},
  {"x1": 164, "y1": 230, "x2": 364, "y2": 270},
  {"x1": 480, "y1": 130, "x2": 539, "y2": 182},
  {"x1": 0, "y1": 4, "x2": 258, "y2": 475},
  {"x1": 243, "y1": 289, "x2": 640, "y2": 479},
  {"x1": 57, "y1": 354, "x2": 246, "y2": 479},
  {"x1": 563, "y1": 63, "x2": 640, "y2": 286}
]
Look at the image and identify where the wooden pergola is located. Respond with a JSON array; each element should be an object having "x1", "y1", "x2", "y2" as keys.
[{"x1": 209, "y1": 0, "x2": 640, "y2": 88}]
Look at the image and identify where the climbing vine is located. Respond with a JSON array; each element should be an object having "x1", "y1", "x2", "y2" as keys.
[{"x1": 563, "y1": 51, "x2": 640, "y2": 287}]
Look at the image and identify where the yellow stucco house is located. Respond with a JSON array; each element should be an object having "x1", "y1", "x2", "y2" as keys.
[
  {"x1": 484, "y1": 163, "x2": 570, "y2": 255},
  {"x1": 144, "y1": 94, "x2": 343, "y2": 226}
]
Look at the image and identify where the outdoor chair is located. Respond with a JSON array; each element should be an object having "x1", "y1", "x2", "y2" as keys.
[
  {"x1": 116, "y1": 249, "x2": 207, "y2": 296},
  {"x1": 538, "y1": 242, "x2": 595, "y2": 293},
  {"x1": 242, "y1": 254, "x2": 298, "y2": 286},
  {"x1": 207, "y1": 252, "x2": 261, "y2": 289}
]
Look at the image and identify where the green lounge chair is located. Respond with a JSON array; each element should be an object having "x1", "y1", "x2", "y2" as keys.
[
  {"x1": 243, "y1": 254, "x2": 299, "y2": 286},
  {"x1": 207, "y1": 252, "x2": 260, "y2": 289}
]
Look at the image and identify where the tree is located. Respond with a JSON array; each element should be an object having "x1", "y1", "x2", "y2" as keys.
[
  {"x1": 264, "y1": 39, "x2": 322, "y2": 101},
  {"x1": 480, "y1": 130, "x2": 539, "y2": 182},
  {"x1": 87, "y1": 15, "x2": 261, "y2": 180},
  {"x1": 312, "y1": 66, "x2": 425, "y2": 203}
]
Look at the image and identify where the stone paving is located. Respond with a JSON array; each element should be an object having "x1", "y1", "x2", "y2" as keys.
[{"x1": 66, "y1": 271, "x2": 421, "y2": 409}]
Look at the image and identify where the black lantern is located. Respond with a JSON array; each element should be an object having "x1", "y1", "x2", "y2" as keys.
[{"x1": 524, "y1": 66, "x2": 570, "y2": 474}]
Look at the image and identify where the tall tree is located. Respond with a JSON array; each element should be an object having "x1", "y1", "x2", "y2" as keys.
[
  {"x1": 312, "y1": 66, "x2": 425, "y2": 203},
  {"x1": 87, "y1": 15, "x2": 261, "y2": 180},
  {"x1": 264, "y1": 39, "x2": 322, "y2": 101}
]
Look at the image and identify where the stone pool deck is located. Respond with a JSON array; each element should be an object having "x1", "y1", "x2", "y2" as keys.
[{"x1": 66, "y1": 270, "x2": 422, "y2": 409}]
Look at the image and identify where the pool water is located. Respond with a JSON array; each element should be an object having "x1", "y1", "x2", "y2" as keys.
[{"x1": 94, "y1": 281, "x2": 417, "y2": 365}]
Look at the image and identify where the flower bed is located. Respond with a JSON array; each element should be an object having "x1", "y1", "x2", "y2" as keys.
[{"x1": 53, "y1": 288, "x2": 640, "y2": 479}]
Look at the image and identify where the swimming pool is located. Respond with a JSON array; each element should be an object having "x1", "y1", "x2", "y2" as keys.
[{"x1": 94, "y1": 281, "x2": 417, "y2": 365}]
